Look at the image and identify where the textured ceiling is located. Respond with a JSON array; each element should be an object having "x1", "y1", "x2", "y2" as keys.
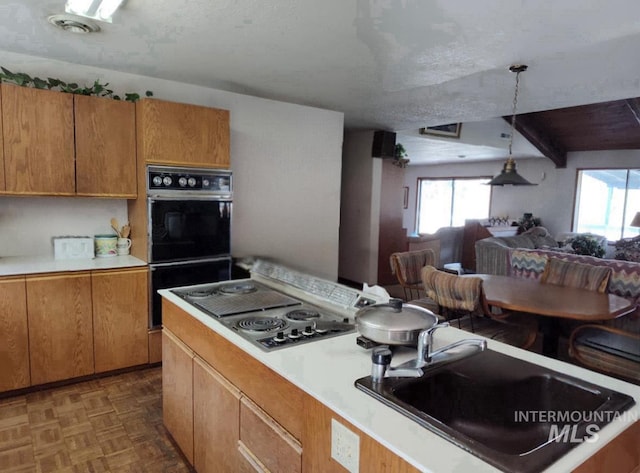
[{"x1": 1, "y1": 0, "x2": 640, "y2": 164}]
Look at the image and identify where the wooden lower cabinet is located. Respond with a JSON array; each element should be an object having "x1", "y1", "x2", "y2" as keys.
[
  {"x1": 240, "y1": 395, "x2": 302, "y2": 473},
  {"x1": 0, "y1": 276, "x2": 30, "y2": 391},
  {"x1": 92, "y1": 268, "x2": 149, "y2": 372},
  {"x1": 0, "y1": 266, "x2": 152, "y2": 395},
  {"x1": 162, "y1": 300, "x2": 419, "y2": 473},
  {"x1": 148, "y1": 328, "x2": 163, "y2": 363},
  {"x1": 26, "y1": 272, "x2": 94, "y2": 385},
  {"x1": 193, "y1": 356, "x2": 244, "y2": 473},
  {"x1": 163, "y1": 327, "x2": 302, "y2": 473},
  {"x1": 162, "y1": 329, "x2": 194, "y2": 464},
  {"x1": 237, "y1": 440, "x2": 270, "y2": 472}
]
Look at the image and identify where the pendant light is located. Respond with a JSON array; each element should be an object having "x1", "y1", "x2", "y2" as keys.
[{"x1": 488, "y1": 65, "x2": 537, "y2": 186}]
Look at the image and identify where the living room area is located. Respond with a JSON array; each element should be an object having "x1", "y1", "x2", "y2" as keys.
[{"x1": 338, "y1": 128, "x2": 640, "y2": 385}]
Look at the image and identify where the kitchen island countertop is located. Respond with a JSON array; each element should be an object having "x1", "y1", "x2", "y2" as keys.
[
  {"x1": 0, "y1": 254, "x2": 147, "y2": 277},
  {"x1": 159, "y1": 288, "x2": 640, "y2": 473}
]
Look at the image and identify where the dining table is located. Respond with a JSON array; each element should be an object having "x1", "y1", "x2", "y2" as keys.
[{"x1": 472, "y1": 274, "x2": 635, "y2": 356}]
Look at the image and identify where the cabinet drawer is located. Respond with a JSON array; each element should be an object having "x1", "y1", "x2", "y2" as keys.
[
  {"x1": 240, "y1": 396, "x2": 302, "y2": 473},
  {"x1": 237, "y1": 440, "x2": 270, "y2": 473}
]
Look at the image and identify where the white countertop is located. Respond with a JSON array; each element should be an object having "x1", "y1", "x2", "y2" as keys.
[
  {"x1": 0, "y1": 254, "x2": 147, "y2": 276},
  {"x1": 159, "y1": 289, "x2": 640, "y2": 473}
]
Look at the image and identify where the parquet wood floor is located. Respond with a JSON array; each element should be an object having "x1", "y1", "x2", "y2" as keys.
[{"x1": 0, "y1": 367, "x2": 193, "y2": 473}]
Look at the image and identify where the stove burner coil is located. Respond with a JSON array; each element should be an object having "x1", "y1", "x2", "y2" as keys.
[
  {"x1": 219, "y1": 282, "x2": 258, "y2": 295},
  {"x1": 183, "y1": 288, "x2": 217, "y2": 299},
  {"x1": 236, "y1": 317, "x2": 287, "y2": 332},
  {"x1": 285, "y1": 309, "x2": 321, "y2": 321}
]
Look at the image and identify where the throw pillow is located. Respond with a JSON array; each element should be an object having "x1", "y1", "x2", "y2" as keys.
[
  {"x1": 510, "y1": 249, "x2": 548, "y2": 279},
  {"x1": 541, "y1": 257, "x2": 612, "y2": 293}
]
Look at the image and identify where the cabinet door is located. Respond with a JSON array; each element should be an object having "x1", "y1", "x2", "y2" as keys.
[
  {"x1": 0, "y1": 85, "x2": 5, "y2": 191},
  {"x1": 0, "y1": 276, "x2": 29, "y2": 391},
  {"x1": 240, "y1": 395, "x2": 302, "y2": 473},
  {"x1": 26, "y1": 273, "x2": 93, "y2": 385},
  {"x1": 75, "y1": 95, "x2": 137, "y2": 197},
  {"x1": 137, "y1": 98, "x2": 230, "y2": 168},
  {"x1": 162, "y1": 329, "x2": 194, "y2": 464},
  {"x1": 193, "y1": 356, "x2": 243, "y2": 473},
  {"x1": 92, "y1": 268, "x2": 149, "y2": 372},
  {"x1": 2, "y1": 84, "x2": 75, "y2": 195}
]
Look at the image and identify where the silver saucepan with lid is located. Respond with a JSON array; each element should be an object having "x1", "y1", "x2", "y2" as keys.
[{"x1": 355, "y1": 298, "x2": 439, "y2": 346}]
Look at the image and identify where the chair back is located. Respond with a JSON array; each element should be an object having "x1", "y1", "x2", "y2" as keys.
[
  {"x1": 421, "y1": 266, "x2": 483, "y2": 313},
  {"x1": 390, "y1": 249, "x2": 436, "y2": 287}
]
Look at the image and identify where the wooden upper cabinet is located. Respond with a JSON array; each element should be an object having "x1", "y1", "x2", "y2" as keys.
[
  {"x1": 0, "y1": 277, "x2": 30, "y2": 391},
  {"x1": 137, "y1": 98, "x2": 230, "y2": 168},
  {"x1": 26, "y1": 272, "x2": 94, "y2": 385},
  {"x1": 2, "y1": 84, "x2": 75, "y2": 195},
  {"x1": 75, "y1": 95, "x2": 137, "y2": 197},
  {"x1": 92, "y1": 268, "x2": 149, "y2": 372}
]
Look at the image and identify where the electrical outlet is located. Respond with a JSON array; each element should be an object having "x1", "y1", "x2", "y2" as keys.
[{"x1": 331, "y1": 418, "x2": 360, "y2": 472}]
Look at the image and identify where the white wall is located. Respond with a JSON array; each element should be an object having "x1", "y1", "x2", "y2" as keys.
[
  {"x1": 338, "y1": 131, "x2": 382, "y2": 284},
  {"x1": 0, "y1": 51, "x2": 344, "y2": 279},
  {"x1": 0, "y1": 197, "x2": 128, "y2": 256},
  {"x1": 403, "y1": 150, "x2": 640, "y2": 239}
]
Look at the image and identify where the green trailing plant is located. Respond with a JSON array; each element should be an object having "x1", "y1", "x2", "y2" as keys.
[
  {"x1": 393, "y1": 143, "x2": 410, "y2": 168},
  {"x1": 0, "y1": 67, "x2": 153, "y2": 102},
  {"x1": 567, "y1": 234, "x2": 605, "y2": 258}
]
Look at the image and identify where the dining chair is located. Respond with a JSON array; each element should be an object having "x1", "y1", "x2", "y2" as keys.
[
  {"x1": 390, "y1": 248, "x2": 436, "y2": 301},
  {"x1": 568, "y1": 324, "x2": 640, "y2": 383},
  {"x1": 421, "y1": 266, "x2": 538, "y2": 350}
]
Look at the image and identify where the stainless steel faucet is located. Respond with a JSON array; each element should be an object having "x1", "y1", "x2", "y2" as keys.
[{"x1": 371, "y1": 323, "x2": 487, "y2": 382}]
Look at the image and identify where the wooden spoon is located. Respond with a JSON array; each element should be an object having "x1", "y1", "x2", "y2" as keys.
[
  {"x1": 121, "y1": 224, "x2": 131, "y2": 238},
  {"x1": 111, "y1": 217, "x2": 121, "y2": 237}
]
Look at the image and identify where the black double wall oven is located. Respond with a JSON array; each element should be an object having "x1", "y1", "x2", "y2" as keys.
[{"x1": 147, "y1": 165, "x2": 232, "y2": 328}]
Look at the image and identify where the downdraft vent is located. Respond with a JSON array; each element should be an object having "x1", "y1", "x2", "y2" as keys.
[{"x1": 48, "y1": 14, "x2": 100, "y2": 34}]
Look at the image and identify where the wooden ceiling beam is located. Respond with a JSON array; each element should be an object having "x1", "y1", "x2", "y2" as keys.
[
  {"x1": 503, "y1": 115, "x2": 567, "y2": 168},
  {"x1": 625, "y1": 98, "x2": 640, "y2": 126}
]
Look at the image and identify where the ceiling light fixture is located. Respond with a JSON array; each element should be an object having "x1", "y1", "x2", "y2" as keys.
[
  {"x1": 65, "y1": 0, "x2": 124, "y2": 23},
  {"x1": 48, "y1": 14, "x2": 100, "y2": 33},
  {"x1": 487, "y1": 64, "x2": 537, "y2": 186}
]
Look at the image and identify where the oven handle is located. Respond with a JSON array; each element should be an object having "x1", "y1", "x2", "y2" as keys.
[
  {"x1": 149, "y1": 257, "x2": 233, "y2": 269},
  {"x1": 147, "y1": 194, "x2": 232, "y2": 201}
]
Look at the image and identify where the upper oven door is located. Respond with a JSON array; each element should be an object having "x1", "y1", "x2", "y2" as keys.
[{"x1": 148, "y1": 197, "x2": 231, "y2": 263}]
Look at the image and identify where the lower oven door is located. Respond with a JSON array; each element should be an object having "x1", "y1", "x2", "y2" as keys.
[{"x1": 149, "y1": 257, "x2": 231, "y2": 328}]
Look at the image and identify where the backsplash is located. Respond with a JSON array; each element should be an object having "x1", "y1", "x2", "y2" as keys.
[{"x1": 0, "y1": 197, "x2": 128, "y2": 257}]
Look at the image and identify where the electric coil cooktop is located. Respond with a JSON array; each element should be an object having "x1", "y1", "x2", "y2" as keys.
[{"x1": 170, "y1": 260, "x2": 381, "y2": 351}]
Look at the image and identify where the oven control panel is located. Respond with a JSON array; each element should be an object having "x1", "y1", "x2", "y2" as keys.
[{"x1": 147, "y1": 165, "x2": 231, "y2": 193}]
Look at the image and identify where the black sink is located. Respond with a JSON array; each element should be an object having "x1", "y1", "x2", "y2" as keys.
[{"x1": 355, "y1": 349, "x2": 635, "y2": 473}]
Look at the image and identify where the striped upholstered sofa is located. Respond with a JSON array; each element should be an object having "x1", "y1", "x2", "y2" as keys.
[
  {"x1": 506, "y1": 248, "x2": 640, "y2": 330},
  {"x1": 474, "y1": 228, "x2": 559, "y2": 276}
]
